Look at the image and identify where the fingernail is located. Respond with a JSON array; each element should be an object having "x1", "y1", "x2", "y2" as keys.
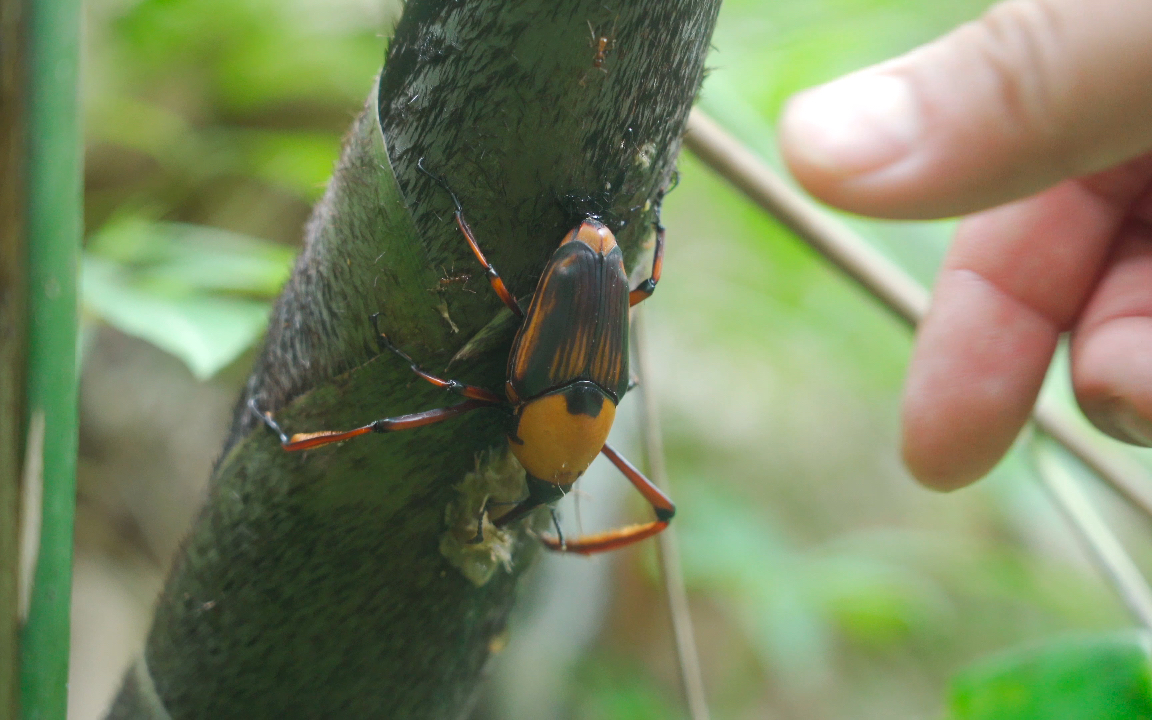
[
  {"x1": 1108, "y1": 399, "x2": 1152, "y2": 447},
  {"x1": 781, "y1": 73, "x2": 921, "y2": 177}
]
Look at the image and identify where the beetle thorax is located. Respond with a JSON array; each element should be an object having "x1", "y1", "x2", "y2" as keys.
[{"x1": 509, "y1": 381, "x2": 617, "y2": 487}]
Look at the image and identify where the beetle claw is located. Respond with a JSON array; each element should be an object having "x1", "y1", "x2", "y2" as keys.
[
  {"x1": 370, "y1": 312, "x2": 394, "y2": 353},
  {"x1": 248, "y1": 397, "x2": 290, "y2": 446},
  {"x1": 467, "y1": 496, "x2": 491, "y2": 545},
  {"x1": 550, "y1": 508, "x2": 565, "y2": 550}
]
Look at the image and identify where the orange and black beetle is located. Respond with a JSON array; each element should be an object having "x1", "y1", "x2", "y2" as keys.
[{"x1": 251, "y1": 166, "x2": 673, "y2": 555}]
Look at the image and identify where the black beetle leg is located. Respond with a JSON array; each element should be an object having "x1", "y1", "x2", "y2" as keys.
[
  {"x1": 467, "y1": 495, "x2": 524, "y2": 545},
  {"x1": 417, "y1": 159, "x2": 524, "y2": 317},
  {"x1": 549, "y1": 508, "x2": 565, "y2": 550},
  {"x1": 248, "y1": 398, "x2": 291, "y2": 445},
  {"x1": 371, "y1": 313, "x2": 504, "y2": 404}
]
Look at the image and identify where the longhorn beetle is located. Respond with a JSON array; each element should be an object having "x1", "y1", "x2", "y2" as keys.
[{"x1": 251, "y1": 164, "x2": 673, "y2": 555}]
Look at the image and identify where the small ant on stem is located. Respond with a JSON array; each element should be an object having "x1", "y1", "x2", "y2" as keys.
[
  {"x1": 429, "y1": 266, "x2": 474, "y2": 295},
  {"x1": 580, "y1": 18, "x2": 617, "y2": 85},
  {"x1": 589, "y1": 19, "x2": 615, "y2": 71}
]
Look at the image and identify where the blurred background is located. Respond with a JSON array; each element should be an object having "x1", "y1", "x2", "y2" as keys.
[{"x1": 72, "y1": 0, "x2": 1152, "y2": 718}]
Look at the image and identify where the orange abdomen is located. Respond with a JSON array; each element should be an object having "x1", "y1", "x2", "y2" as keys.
[{"x1": 509, "y1": 382, "x2": 616, "y2": 487}]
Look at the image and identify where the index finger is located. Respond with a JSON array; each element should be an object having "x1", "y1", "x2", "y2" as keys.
[
  {"x1": 901, "y1": 163, "x2": 1149, "y2": 488},
  {"x1": 779, "y1": 0, "x2": 1152, "y2": 218}
]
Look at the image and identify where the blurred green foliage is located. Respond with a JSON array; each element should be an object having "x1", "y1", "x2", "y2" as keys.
[
  {"x1": 79, "y1": 0, "x2": 1152, "y2": 718},
  {"x1": 570, "y1": 660, "x2": 682, "y2": 720},
  {"x1": 946, "y1": 633, "x2": 1152, "y2": 720},
  {"x1": 600, "y1": 0, "x2": 1152, "y2": 717},
  {"x1": 83, "y1": 216, "x2": 294, "y2": 377},
  {"x1": 82, "y1": 0, "x2": 397, "y2": 378}
]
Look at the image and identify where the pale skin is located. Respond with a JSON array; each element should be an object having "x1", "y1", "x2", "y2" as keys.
[{"x1": 777, "y1": 0, "x2": 1152, "y2": 490}]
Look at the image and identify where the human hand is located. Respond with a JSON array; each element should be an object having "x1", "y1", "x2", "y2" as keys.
[{"x1": 776, "y1": 0, "x2": 1152, "y2": 490}]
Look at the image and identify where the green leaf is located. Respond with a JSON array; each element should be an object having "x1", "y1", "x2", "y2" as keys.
[
  {"x1": 946, "y1": 633, "x2": 1152, "y2": 720},
  {"x1": 140, "y1": 223, "x2": 296, "y2": 296},
  {"x1": 81, "y1": 217, "x2": 294, "y2": 378},
  {"x1": 82, "y1": 256, "x2": 271, "y2": 379},
  {"x1": 88, "y1": 218, "x2": 296, "y2": 297}
]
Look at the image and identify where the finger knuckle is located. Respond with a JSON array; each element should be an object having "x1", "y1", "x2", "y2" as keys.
[{"x1": 967, "y1": 0, "x2": 1068, "y2": 144}]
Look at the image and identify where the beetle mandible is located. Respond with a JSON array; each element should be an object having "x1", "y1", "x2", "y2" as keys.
[{"x1": 251, "y1": 164, "x2": 673, "y2": 555}]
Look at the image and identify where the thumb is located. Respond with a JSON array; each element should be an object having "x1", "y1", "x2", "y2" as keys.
[{"x1": 778, "y1": 0, "x2": 1152, "y2": 219}]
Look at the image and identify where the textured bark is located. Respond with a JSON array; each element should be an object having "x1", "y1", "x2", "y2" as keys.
[{"x1": 107, "y1": 0, "x2": 720, "y2": 717}]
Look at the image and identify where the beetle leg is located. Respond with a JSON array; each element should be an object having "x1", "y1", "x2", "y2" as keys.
[
  {"x1": 488, "y1": 474, "x2": 566, "y2": 531},
  {"x1": 538, "y1": 442, "x2": 675, "y2": 555},
  {"x1": 487, "y1": 496, "x2": 543, "y2": 530},
  {"x1": 628, "y1": 202, "x2": 665, "y2": 307},
  {"x1": 469, "y1": 495, "x2": 521, "y2": 544},
  {"x1": 372, "y1": 314, "x2": 504, "y2": 403},
  {"x1": 471, "y1": 495, "x2": 492, "y2": 544},
  {"x1": 549, "y1": 507, "x2": 565, "y2": 550},
  {"x1": 600, "y1": 443, "x2": 675, "y2": 519},
  {"x1": 540, "y1": 521, "x2": 668, "y2": 555},
  {"x1": 248, "y1": 397, "x2": 495, "y2": 452},
  {"x1": 417, "y1": 159, "x2": 524, "y2": 317},
  {"x1": 455, "y1": 214, "x2": 524, "y2": 317}
]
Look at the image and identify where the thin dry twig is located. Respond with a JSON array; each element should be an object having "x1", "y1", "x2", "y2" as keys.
[
  {"x1": 684, "y1": 110, "x2": 928, "y2": 326},
  {"x1": 633, "y1": 306, "x2": 711, "y2": 720},
  {"x1": 1032, "y1": 437, "x2": 1152, "y2": 630},
  {"x1": 1033, "y1": 396, "x2": 1152, "y2": 519},
  {"x1": 682, "y1": 108, "x2": 1152, "y2": 523}
]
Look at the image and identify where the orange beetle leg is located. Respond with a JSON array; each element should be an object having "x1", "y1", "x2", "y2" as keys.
[
  {"x1": 629, "y1": 200, "x2": 665, "y2": 307},
  {"x1": 417, "y1": 159, "x2": 523, "y2": 316},
  {"x1": 539, "y1": 442, "x2": 675, "y2": 555},
  {"x1": 539, "y1": 520, "x2": 669, "y2": 555},
  {"x1": 249, "y1": 398, "x2": 496, "y2": 452}
]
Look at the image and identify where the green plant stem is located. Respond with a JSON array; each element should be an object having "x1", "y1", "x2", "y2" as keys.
[
  {"x1": 1, "y1": 0, "x2": 28, "y2": 716},
  {"x1": 105, "y1": 2, "x2": 719, "y2": 717},
  {"x1": 20, "y1": 0, "x2": 82, "y2": 715}
]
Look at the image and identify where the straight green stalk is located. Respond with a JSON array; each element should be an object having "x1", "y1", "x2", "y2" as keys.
[
  {"x1": 20, "y1": 0, "x2": 82, "y2": 715},
  {"x1": 0, "y1": 0, "x2": 28, "y2": 715}
]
